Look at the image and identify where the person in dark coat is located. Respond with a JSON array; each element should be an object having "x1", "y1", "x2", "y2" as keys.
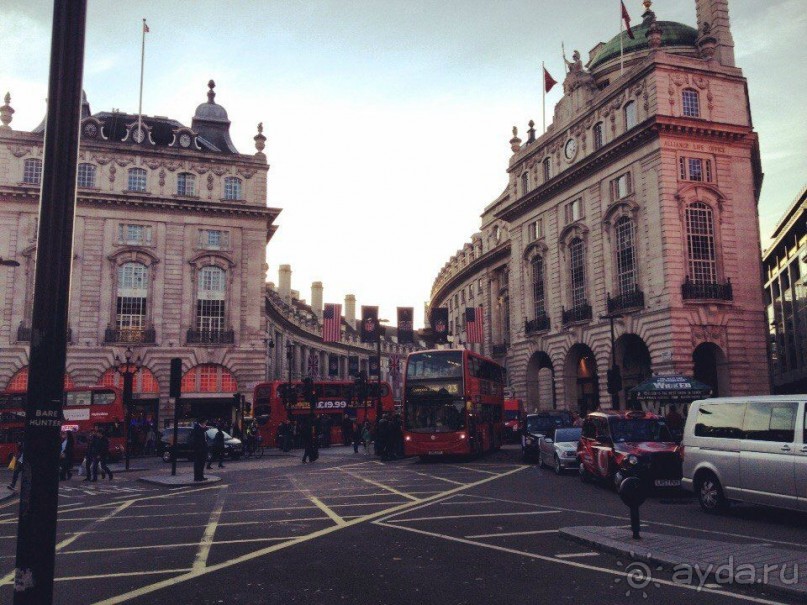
[
  {"x1": 207, "y1": 425, "x2": 225, "y2": 469},
  {"x1": 191, "y1": 418, "x2": 209, "y2": 481},
  {"x1": 84, "y1": 430, "x2": 100, "y2": 481},
  {"x1": 301, "y1": 415, "x2": 318, "y2": 463},
  {"x1": 59, "y1": 430, "x2": 75, "y2": 481},
  {"x1": 94, "y1": 428, "x2": 113, "y2": 481}
]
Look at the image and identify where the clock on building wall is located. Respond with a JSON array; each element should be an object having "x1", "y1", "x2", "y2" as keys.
[
  {"x1": 564, "y1": 137, "x2": 578, "y2": 161},
  {"x1": 179, "y1": 133, "x2": 192, "y2": 148},
  {"x1": 82, "y1": 122, "x2": 98, "y2": 139}
]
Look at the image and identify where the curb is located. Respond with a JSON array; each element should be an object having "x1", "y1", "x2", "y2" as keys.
[
  {"x1": 138, "y1": 475, "x2": 222, "y2": 487},
  {"x1": 560, "y1": 527, "x2": 807, "y2": 601}
]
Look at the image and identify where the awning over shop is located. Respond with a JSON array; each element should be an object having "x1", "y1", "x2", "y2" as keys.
[{"x1": 630, "y1": 375, "x2": 712, "y2": 401}]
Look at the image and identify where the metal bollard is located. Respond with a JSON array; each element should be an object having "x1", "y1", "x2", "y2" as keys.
[{"x1": 618, "y1": 476, "x2": 647, "y2": 540}]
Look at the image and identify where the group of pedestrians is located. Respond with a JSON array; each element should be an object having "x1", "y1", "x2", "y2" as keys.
[
  {"x1": 190, "y1": 418, "x2": 228, "y2": 482},
  {"x1": 83, "y1": 427, "x2": 113, "y2": 482}
]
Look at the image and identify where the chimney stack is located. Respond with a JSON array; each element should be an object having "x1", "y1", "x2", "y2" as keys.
[
  {"x1": 311, "y1": 282, "x2": 323, "y2": 317},
  {"x1": 344, "y1": 294, "x2": 356, "y2": 329},
  {"x1": 695, "y1": 0, "x2": 735, "y2": 66},
  {"x1": 278, "y1": 265, "x2": 291, "y2": 300}
]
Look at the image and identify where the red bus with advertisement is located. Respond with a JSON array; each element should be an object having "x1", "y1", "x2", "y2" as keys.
[
  {"x1": 403, "y1": 349, "x2": 505, "y2": 458},
  {"x1": 251, "y1": 380, "x2": 395, "y2": 447},
  {"x1": 0, "y1": 386, "x2": 125, "y2": 463}
]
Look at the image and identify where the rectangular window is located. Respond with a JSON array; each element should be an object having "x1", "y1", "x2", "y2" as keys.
[
  {"x1": 127, "y1": 169, "x2": 147, "y2": 192},
  {"x1": 23, "y1": 160, "x2": 43, "y2": 185},
  {"x1": 705, "y1": 160, "x2": 713, "y2": 183},
  {"x1": 527, "y1": 218, "x2": 543, "y2": 241},
  {"x1": 199, "y1": 229, "x2": 229, "y2": 250},
  {"x1": 77, "y1": 164, "x2": 96, "y2": 188},
  {"x1": 624, "y1": 102, "x2": 637, "y2": 129},
  {"x1": 177, "y1": 173, "x2": 196, "y2": 196},
  {"x1": 196, "y1": 299, "x2": 225, "y2": 332},
  {"x1": 478, "y1": 279, "x2": 483, "y2": 294},
  {"x1": 743, "y1": 401, "x2": 798, "y2": 442},
  {"x1": 543, "y1": 158, "x2": 551, "y2": 181},
  {"x1": 593, "y1": 123, "x2": 604, "y2": 150},
  {"x1": 118, "y1": 224, "x2": 152, "y2": 245},
  {"x1": 610, "y1": 173, "x2": 632, "y2": 201},
  {"x1": 694, "y1": 401, "x2": 746, "y2": 438},
  {"x1": 688, "y1": 158, "x2": 703, "y2": 182},
  {"x1": 565, "y1": 198, "x2": 583, "y2": 224},
  {"x1": 679, "y1": 157, "x2": 714, "y2": 183}
]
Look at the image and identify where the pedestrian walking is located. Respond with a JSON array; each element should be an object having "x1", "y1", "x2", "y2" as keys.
[
  {"x1": 207, "y1": 424, "x2": 225, "y2": 469},
  {"x1": 352, "y1": 420, "x2": 361, "y2": 453},
  {"x1": 7, "y1": 440, "x2": 24, "y2": 490},
  {"x1": 84, "y1": 430, "x2": 100, "y2": 481},
  {"x1": 342, "y1": 415, "x2": 353, "y2": 447},
  {"x1": 59, "y1": 430, "x2": 74, "y2": 481},
  {"x1": 192, "y1": 418, "x2": 209, "y2": 481},
  {"x1": 94, "y1": 427, "x2": 113, "y2": 481},
  {"x1": 301, "y1": 415, "x2": 318, "y2": 463},
  {"x1": 361, "y1": 420, "x2": 372, "y2": 454}
]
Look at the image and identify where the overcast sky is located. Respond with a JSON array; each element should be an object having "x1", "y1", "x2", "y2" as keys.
[{"x1": 3, "y1": 1, "x2": 805, "y2": 329}]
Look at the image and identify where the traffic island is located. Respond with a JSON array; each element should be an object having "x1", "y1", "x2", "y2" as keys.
[
  {"x1": 138, "y1": 474, "x2": 222, "y2": 487},
  {"x1": 560, "y1": 525, "x2": 807, "y2": 600}
]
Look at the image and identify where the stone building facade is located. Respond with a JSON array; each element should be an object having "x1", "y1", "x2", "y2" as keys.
[
  {"x1": 763, "y1": 186, "x2": 807, "y2": 394},
  {"x1": 0, "y1": 82, "x2": 280, "y2": 426},
  {"x1": 430, "y1": 0, "x2": 769, "y2": 414}
]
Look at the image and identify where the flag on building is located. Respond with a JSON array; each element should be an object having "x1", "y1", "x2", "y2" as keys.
[
  {"x1": 348, "y1": 356, "x2": 359, "y2": 377},
  {"x1": 322, "y1": 303, "x2": 341, "y2": 342},
  {"x1": 360, "y1": 306, "x2": 380, "y2": 343},
  {"x1": 430, "y1": 307, "x2": 449, "y2": 344},
  {"x1": 143, "y1": 19, "x2": 150, "y2": 33},
  {"x1": 307, "y1": 351, "x2": 319, "y2": 379},
  {"x1": 543, "y1": 66, "x2": 557, "y2": 93},
  {"x1": 621, "y1": 1, "x2": 634, "y2": 39},
  {"x1": 389, "y1": 354, "x2": 402, "y2": 393},
  {"x1": 328, "y1": 354, "x2": 339, "y2": 377},
  {"x1": 466, "y1": 306, "x2": 484, "y2": 343},
  {"x1": 397, "y1": 307, "x2": 414, "y2": 344}
]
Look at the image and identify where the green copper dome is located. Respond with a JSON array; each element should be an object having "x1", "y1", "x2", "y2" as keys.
[{"x1": 589, "y1": 20, "x2": 698, "y2": 69}]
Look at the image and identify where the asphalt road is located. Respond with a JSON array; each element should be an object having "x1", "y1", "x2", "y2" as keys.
[{"x1": 0, "y1": 445, "x2": 805, "y2": 604}]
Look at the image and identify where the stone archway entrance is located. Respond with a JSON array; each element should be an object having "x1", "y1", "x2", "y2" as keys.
[
  {"x1": 614, "y1": 334, "x2": 652, "y2": 410},
  {"x1": 564, "y1": 344, "x2": 599, "y2": 416},
  {"x1": 525, "y1": 351, "x2": 555, "y2": 413},
  {"x1": 693, "y1": 342, "x2": 729, "y2": 398}
]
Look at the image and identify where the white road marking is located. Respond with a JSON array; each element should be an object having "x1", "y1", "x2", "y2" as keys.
[
  {"x1": 60, "y1": 537, "x2": 295, "y2": 555},
  {"x1": 409, "y1": 472, "x2": 465, "y2": 485},
  {"x1": 55, "y1": 568, "x2": 193, "y2": 582},
  {"x1": 387, "y1": 510, "x2": 561, "y2": 523},
  {"x1": 555, "y1": 551, "x2": 600, "y2": 559},
  {"x1": 465, "y1": 529, "x2": 560, "y2": 539},
  {"x1": 310, "y1": 496, "x2": 346, "y2": 527},
  {"x1": 192, "y1": 488, "x2": 228, "y2": 571},
  {"x1": 454, "y1": 466, "x2": 499, "y2": 475},
  {"x1": 338, "y1": 468, "x2": 420, "y2": 501}
]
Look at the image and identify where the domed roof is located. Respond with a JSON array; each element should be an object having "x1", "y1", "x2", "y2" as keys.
[
  {"x1": 193, "y1": 80, "x2": 229, "y2": 123},
  {"x1": 589, "y1": 19, "x2": 698, "y2": 70}
]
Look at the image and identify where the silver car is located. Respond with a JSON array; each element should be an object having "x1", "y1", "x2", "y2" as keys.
[{"x1": 538, "y1": 427, "x2": 582, "y2": 474}]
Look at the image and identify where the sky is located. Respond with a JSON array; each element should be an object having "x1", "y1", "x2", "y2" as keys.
[{"x1": 2, "y1": 1, "x2": 805, "y2": 329}]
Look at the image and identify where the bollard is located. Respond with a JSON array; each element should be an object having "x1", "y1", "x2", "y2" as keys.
[{"x1": 618, "y1": 476, "x2": 647, "y2": 540}]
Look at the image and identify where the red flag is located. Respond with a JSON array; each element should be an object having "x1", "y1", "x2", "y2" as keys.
[
  {"x1": 621, "y1": 1, "x2": 634, "y2": 40},
  {"x1": 143, "y1": 20, "x2": 150, "y2": 33},
  {"x1": 465, "y1": 307, "x2": 484, "y2": 344},
  {"x1": 322, "y1": 303, "x2": 341, "y2": 342},
  {"x1": 543, "y1": 67, "x2": 557, "y2": 93}
]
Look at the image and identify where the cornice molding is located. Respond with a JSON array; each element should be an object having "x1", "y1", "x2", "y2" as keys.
[{"x1": 431, "y1": 241, "x2": 510, "y2": 306}]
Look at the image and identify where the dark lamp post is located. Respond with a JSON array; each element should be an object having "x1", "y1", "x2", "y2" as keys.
[
  {"x1": 285, "y1": 341, "x2": 294, "y2": 420},
  {"x1": 376, "y1": 320, "x2": 389, "y2": 425},
  {"x1": 600, "y1": 313, "x2": 623, "y2": 409},
  {"x1": 114, "y1": 346, "x2": 141, "y2": 470}
]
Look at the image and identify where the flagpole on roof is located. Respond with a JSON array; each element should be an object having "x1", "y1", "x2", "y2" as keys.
[
  {"x1": 619, "y1": 3, "x2": 624, "y2": 77},
  {"x1": 542, "y1": 61, "x2": 546, "y2": 133},
  {"x1": 137, "y1": 18, "x2": 148, "y2": 139}
]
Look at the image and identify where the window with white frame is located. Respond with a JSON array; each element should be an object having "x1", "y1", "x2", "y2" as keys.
[
  {"x1": 177, "y1": 172, "x2": 196, "y2": 196},
  {"x1": 678, "y1": 157, "x2": 713, "y2": 183},
  {"x1": 624, "y1": 101, "x2": 637, "y2": 130},
  {"x1": 610, "y1": 172, "x2": 633, "y2": 201},
  {"x1": 199, "y1": 229, "x2": 229, "y2": 250},
  {"x1": 23, "y1": 159, "x2": 43, "y2": 185},
  {"x1": 569, "y1": 238, "x2": 586, "y2": 309},
  {"x1": 118, "y1": 223, "x2": 153, "y2": 245},
  {"x1": 127, "y1": 168, "x2": 147, "y2": 192},
  {"x1": 686, "y1": 202, "x2": 717, "y2": 284},
  {"x1": 614, "y1": 216, "x2": 638, "y2": 296},
  {"x1": 223, "y1": 176, "x2": 242, "y2": 200},
  {"x1": 593, "y1": 122, "x2": 604, "y2": 150},
  {"x1": 196, "y1": 266, "x2": 226, "y2": 332},
  {"x1": 543, "y1": 157, "x2": 552, "y2": 181},
  {"x1": 77, "y1": 163, "x2": 96, "y2": 188},
  {"x1": 532, "y1": 256, "x2": 546, "y2": 318},
  {"x1": 564, "y1": 198, "x2": 583, "y2": 224},
  {"x1": 682, "y1": 89, "x2": 700, "y2": 118},
  {"x1": 116, "y1": 262, "x2": 148, "y2": 335}
]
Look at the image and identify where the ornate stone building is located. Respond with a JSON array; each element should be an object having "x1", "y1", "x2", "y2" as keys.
[
  {"x1": 0, "y1": 82, "x2": 279, "y2": 425},
  {"x1": 430, "y1": 0, "x2": 769, "y2": 414},
  {"x1": 264, "y1": 265, "x2": 420, "y2": 403}
]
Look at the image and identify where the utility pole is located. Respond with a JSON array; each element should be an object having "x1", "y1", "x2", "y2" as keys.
[{"x1": 14, "y1": 2, "x2": 87, "y2": 603}]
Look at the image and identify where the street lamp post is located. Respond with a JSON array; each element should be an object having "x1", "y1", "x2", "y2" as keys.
[
  {"x1": 600, "y1": 313, "x2": 623, "y2": 409},
  {"x1": 375, "y1": 320, "x2": 389, "y2": 424},
  {"x1": 285, "y1": 340, "x2": 294, "y2": 421},
  {"x1": 114, "y1": 347, "x2": 141, "y2": 470}
]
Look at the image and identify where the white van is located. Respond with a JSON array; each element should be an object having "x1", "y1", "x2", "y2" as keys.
[{"x1": 681, "y1": 396, "x2": 807, "y2": 513}]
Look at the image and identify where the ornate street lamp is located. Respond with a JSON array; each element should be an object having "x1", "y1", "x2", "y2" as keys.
[{"x1": 114, "y1": 346, "x2": 141, "y2": 470}]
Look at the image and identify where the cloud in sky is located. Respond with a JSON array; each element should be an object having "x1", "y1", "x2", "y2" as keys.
[{"x1": 4, "y1": 0, "x2": 805, "y2": 328}]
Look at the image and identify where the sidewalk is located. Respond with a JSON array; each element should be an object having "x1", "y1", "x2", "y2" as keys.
[{"x1": 561, "y1": 525, "x2": 807, "y2": 600}]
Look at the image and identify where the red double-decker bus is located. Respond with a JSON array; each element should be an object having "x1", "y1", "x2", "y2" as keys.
[
  {"x1": 252, "y1": 380, "x2": 395, "y2": 447},
  {"x1": 0, "y1": 386, "x2": 125, "y2": 463},
  {"x1": 403, "y1": 349, "x2": 505, "y2": 458}
]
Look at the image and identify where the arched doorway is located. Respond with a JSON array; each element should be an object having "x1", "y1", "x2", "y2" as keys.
[
  {"x1": 614, "y1": 334, "x2": 652, "y2": 410},
  {"x1": 693, "y1": 342, "x2": 729, "y2": 398},
  {"x1": 525, "y1": 351, "x2": 555, "y2": 413},
  {"x1": 99, "y1": 366, "x2": 161, "y2": 454},
  {"x1": 564, "y1": 344, "x2": 599, "y2": 416}
]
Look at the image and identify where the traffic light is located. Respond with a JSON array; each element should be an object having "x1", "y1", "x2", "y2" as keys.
[
  {"x1": 607, "y1": 366, "x2": 622, "y2": 395},
  {"x1": 354, "y1": 371, "x2": 368, "y2": 404}
]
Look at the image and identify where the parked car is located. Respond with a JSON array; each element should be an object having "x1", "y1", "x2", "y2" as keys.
[
  {"x1": 681, "y1": 396, "x2": 807, "y2": 513},
  {"x1": 538, "y1": 426, "x2": 582, "y2": 474},
  {"x1": 578, "y1": 410, "x2": 681, "y2": 489},
  {"x1": 522, "y1": 412, "x2": 574, "y2": 462},
  {"x1": 159, "y1": 427, "x2": 242, "y2": 463}
]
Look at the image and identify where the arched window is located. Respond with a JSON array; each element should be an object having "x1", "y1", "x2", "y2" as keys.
[
  {"x1": 624, "y1": 101, "x2": 637, "y2": 130},
  {"x1": 116, "y1": 262, "x2": 148, "y2": 340},
  {"x1": 99, "y1": 366, "x2": 159, "y2": 393},
  {"x1": 127, "y1": 168, "x2": 147, "y2": 192},
  {"x1": 23, "y1": 159, "x2": 43, "y2": 185},
  {"x1": 177, "y1": 172, "x2": 196, "y2": 196},
  {"x1": 569, "y1": 238, "x2": 586, "y2": 309},
  {"x1": 77, "y1": 163, "x2": 96, "y2": 188},
  {"x1": 197, "y1": 266, "x2": 226, "y2": 332},
  {"x1": 614, "y1": 216, "x2": 637, "y2": 295},
  {"x1": 181, "y1": 364, "x2": 237, "y2": 393},
  {"x1": 223, "y1": 176, "x2": 242, "y2": 200},
  {"x1": 593, "y1": 122, "x2": 604, "y2": 150},
  {"x1": 6, "y1": 367, "x2": 74, "y2": 391},
  {"x1": 686, "y1": 203, "x2": 717, "y2": 284},
  {"x1": 682, "y1": 88, "x2": 700, "y2": 118},
  {"x1": 521, "y1": 172, "x2": 529, "y2": 196},
  {"x1": 531, "y1": 256, "x2": 546, "y2": 318}
]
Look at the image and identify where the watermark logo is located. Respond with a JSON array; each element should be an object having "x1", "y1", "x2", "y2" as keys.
[{"x1": 614, "y1": 560, "x2": 661, "y2": 598}]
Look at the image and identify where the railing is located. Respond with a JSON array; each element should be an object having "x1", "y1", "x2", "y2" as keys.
[
  {"x1": 681, "y1": 278, "x2": 733, "y2": 301},
  {"x1": 492, "y1": 344, "x2": 508, "y2": 357},
  {"x1": 104, "y1": 327, "x2": 156, "y2": 344},
  {"x1": 186, "y1": 328, "x2": 235, "y2": 344},
  {"x1": 607, "y1": 289, "x2": 645, "y2": 313},
  {"x1": 17, "y1": 324, "x2": 72, "y2": 343},
  {"x1": 562, "y1": 303, "x2": 592, "y2": 325},
  {"x1": 525, "y1": 314, "x2": 550, "y2": 334}
]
